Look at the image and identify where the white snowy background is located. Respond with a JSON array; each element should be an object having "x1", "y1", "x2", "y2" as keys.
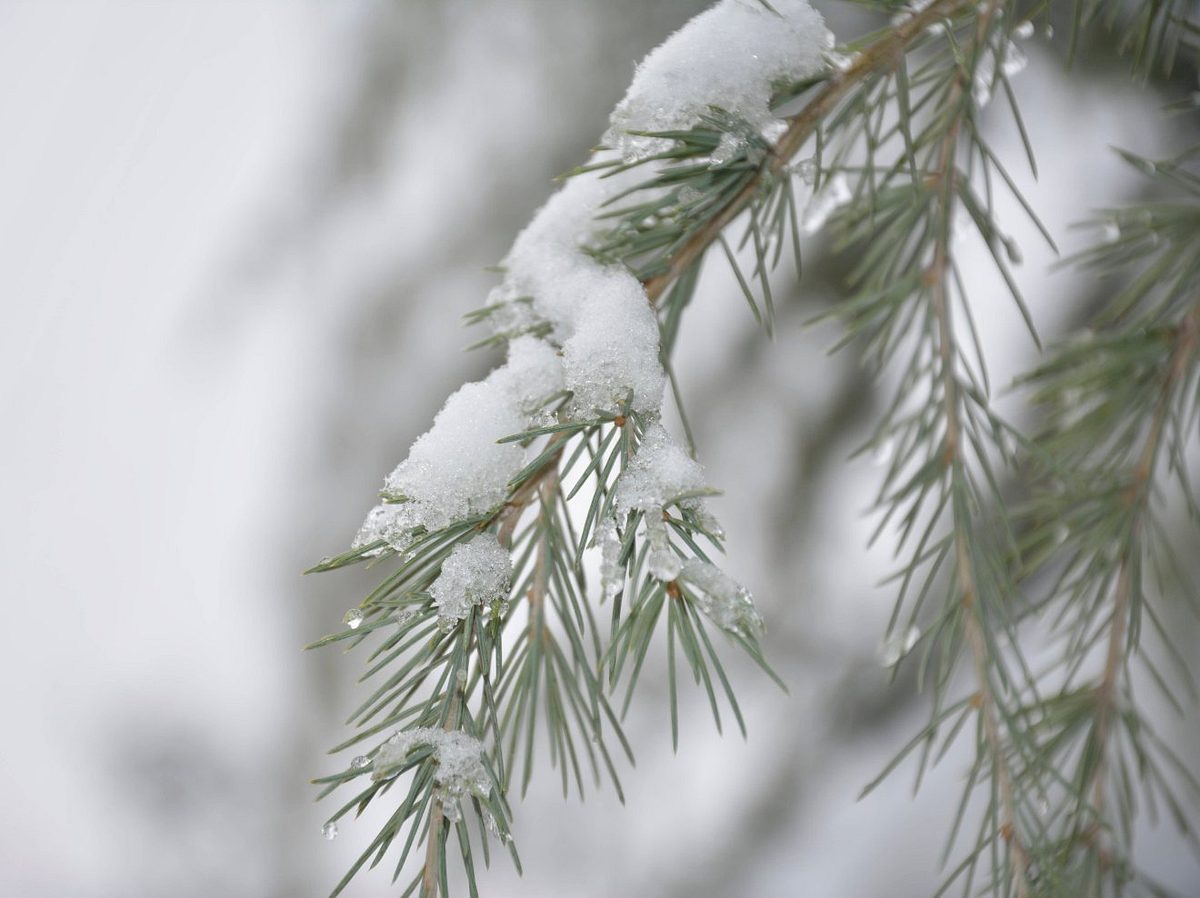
[{"x1": 2, "y1": 2, "x2": 1198, "y2": 896}]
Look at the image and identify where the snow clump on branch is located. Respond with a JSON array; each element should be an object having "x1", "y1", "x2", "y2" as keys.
[
  {"x1": 354, "y1": 1, "x2": 834, "y2": 647},
  {"x1": 606, "y1": 0, "x2": 833, "y2": 162},
  {"x1": 372, "y1": 728, "x2": 491, "y2": 821},
  {"x1": 429, "y1": 533, "x2": 512, "y2": 628}
]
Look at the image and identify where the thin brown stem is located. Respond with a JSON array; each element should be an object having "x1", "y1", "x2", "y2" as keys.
[
  {"x1": 1089, "y1": 304, "x2": 1200, "y2": 829},
  {"x1": 925, "y1": 2, "x2": 1030, "y2": 894},
  {"x1": 528, "y1": 469, "x2": 559, "y2": 636},
  {"x1": 421, "y1": 688, "x2": 463, "y2": 897}
]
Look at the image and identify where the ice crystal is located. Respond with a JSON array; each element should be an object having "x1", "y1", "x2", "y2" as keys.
[
  {"x1": 679, "y1": 559, "x2": 764, "y2": 639},
  {"x1": 614, "y1": 423, "x2": 708, "y2": 516},
  {"x1": 801, "y1": 173, "x2": 852, "y2": 234},
  {"x1": 373, "y1": 728, "x2": 492, "y2": 816},
  {"x1": 429, "y1": 533, "x2": 512, "y2": 627}
]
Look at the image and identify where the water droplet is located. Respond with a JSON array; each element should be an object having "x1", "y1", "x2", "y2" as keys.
[
  {"x1": 343, "y1": 608, "x2": 365, "y2": 630},
  {"x1": 709, "y1": 133, "x2": 744, "y2": 168},
  {"x1": 879, "y1": 626, "x2": 921, "y2": 667},
  {"x1": 1013, "y1": 21, "x2": 1034, "y2": 40},
  {"x1": 350, "y1": 755, "x2": 371, "y2": 770},
  {"x1": 322, "y1": 821, "x2": 339, "y2": 840},
  {"x1": 455, "y1": 670, "x2": 468, "y2": 684},
  {"x1": 1043, "y1": 24, "x2": 1054, "y2": 39},
  {"x1": 801, "y1": 174, "x2": 852, "y2": 234},
  {"x1": 792, "y1": 158, "x2": 817, "y2": 185},
  {"x1": 825, "y1": 49, "x2": 858, "y2": 73},
  {"x1": 1101, "y1": 221, "x2": 1121, "y2": 244}
]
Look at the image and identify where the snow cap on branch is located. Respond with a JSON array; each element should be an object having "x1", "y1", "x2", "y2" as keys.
[
  {"x1": 499, "y1": 169, "x2": 668, "y2": 417},
  {"x1": 606, "y1": 0, "x2": 833, "y2": 161},
  {"x1": 373, "y1": 728, "x2": 491, "y2": 820},
  {"x1": 614, "y1": 423, "x2": 712, "y2": 582},
  {"x1": 614, "y1": 422, "x2": 709, "y2": 515},
  {"x1": 355, "y1": 339, "x2": 566, "y2": 548},
  {"x1": 429, "y1": 533, "x2": 512, "y2": 627}
]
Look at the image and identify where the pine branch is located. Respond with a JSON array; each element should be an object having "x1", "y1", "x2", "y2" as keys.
[
  {"x1": 1089, "y1": 303, "x2": 1200, "y2": 855},
  {"x1": 309, "y1": 4, "x2": 1200, "y2": 896},
  {"x1": 1012, "y1": 144, "x2": 1200, "y2": 893},
  {"x1": 926, "y1": 3, "x2": 1030, "y2": 893},
  {"x1": 643, "y1": 0, "x2": 968, "y2": 304}
]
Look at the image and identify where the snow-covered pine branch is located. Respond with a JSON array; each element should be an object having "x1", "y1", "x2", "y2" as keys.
[
  {"x1": 312, "y1": 3, "x2": 840, "y2": 894},
  {"x1": 309, "y1": 1, "x2": 1200, "y2": 895}
]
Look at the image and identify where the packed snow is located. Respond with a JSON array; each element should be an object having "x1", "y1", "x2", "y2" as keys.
[
  {"x1": 606, "y1": 0, "x2": 833, "y2": 162},
  {"x1": 372, "y1": 728, "x2": 491, "y2": 819},
  {"x1": 353, "y1": 377, "x2": 525, "y2": 549},
  {"x1": 429, "y1": 533, "x2": 512, "y2": 626},
  {"x1": 496, "y1": 168, "x2": 667, "y2": 417},
  {"x1": 614, "y1": 423, "x2": 709, "y2": 516},
  {"x1": 354, "y1": 335, "x2": 570, "y2": 549},
  {"x1": 613, "y1": 423, "x2": 710, "y2": 583}
]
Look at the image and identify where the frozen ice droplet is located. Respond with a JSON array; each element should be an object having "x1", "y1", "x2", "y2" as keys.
[
  {"x1": 825, "y1": 49, "x2": 857, "y2": 73},
  {"x1": 1013, "y1": 20, "x2": 1034, "y2": 40},
  {"x1": 343, "y1": 608, "x2": 365, "y2": 630},
  {"x1": 482, "y1": 809, "x2": 502, "y2": 840},
  {"x1": 710, "y1": 132, "x2": 744, "y2": 167},
  {"x1": 801, "y1": 174, "x2": 852, "y2": 234},
  {"x1": 322, "y1": 821, "x2": 339, "y2": 841},
  {"x1": 1101, "y1": 221, "x2": 1121, "y2": 244},
  {"x1": 350, "y1": 755, "x2": 371, "y2": 770},
  {"x1": 879, "y1": 626, "x2": 920, "y2": 667},
  {"x1": 455, "y1": 670, "x2": 468, "y2": 684}
]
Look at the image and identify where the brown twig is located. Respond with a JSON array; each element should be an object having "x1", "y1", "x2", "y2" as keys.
[
  {"x1": 924, "y1": 2, "x2": 1031, "y2": 894},
  {"x1": 1089, "y1": 305, "x2": 1200, "y2": 832},
  {"x1": 421, "y1": 687, "x2": 463, "y2": 897}
]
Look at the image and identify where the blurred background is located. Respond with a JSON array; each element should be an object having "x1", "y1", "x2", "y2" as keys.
[{"x1": 2, "y1": 2, "x2": 1198, "y2": 896}]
